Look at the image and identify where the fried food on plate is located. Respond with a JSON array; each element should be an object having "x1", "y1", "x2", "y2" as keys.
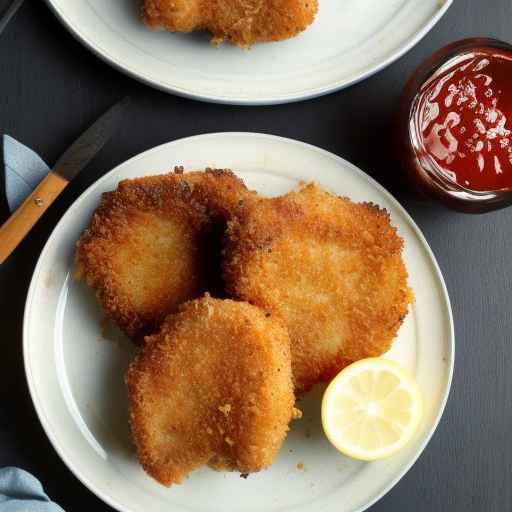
[
  {"x1": 141, "y1": 0, "x2": 319, "y2": 48},
  {"x1": 181, "y1": 167, "x2": 257, "y2": 221},
  {"x1": 76, "y1": 168, "x2": 250, "y2": 342},
  {"x1": 126, "y1": 295, "x2": 297, "y2": 486},
  {"x1": 222, "y1": 183, "x2": 414, "y2": 394}
]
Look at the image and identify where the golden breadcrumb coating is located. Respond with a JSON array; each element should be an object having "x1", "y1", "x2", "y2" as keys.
[
  {"x1": 141, "y1": 0, "x2": 318, "y2": 48},
  {"x1": 222, "y1": 183, "x2": 414, "y2": 394},
  {"x1": 76, "y1": 168, "x2": 251, "y2": 342},
  {"x1": 126, "y1": 295, "x2": 297, "y2": 486}
]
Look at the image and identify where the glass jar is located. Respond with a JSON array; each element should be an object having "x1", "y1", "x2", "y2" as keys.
[{"x1": 398, "y1": 38, "x2": 512, "y2": 213}]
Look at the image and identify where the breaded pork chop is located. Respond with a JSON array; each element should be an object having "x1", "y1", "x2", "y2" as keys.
[
  {"x1": 126, "y1": 295, "x2": 297, "y2": 486},
  {"x1": 222, "y1": 183, "x2": 414, "y2": 394},
  {"x1": 76, "y1": 169, "x2": 250, "y2": 342},
  {"x1": 142, "y1": 0, "x2": 318, "y2": 48}
]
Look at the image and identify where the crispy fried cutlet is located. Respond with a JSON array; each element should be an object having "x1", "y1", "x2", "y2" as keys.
[
  {"x1": 142, "y1": 0, "x2": 319, "y2": 48},
  {"x1": 126, "y1": 295, "x2": 297, "y2": 486},
  {"x1": 222, "y1": 183, "x2": 414, "y2": 394},
  {"x1": 76, "y1": 168, "x2": 251, "y2": 342}
]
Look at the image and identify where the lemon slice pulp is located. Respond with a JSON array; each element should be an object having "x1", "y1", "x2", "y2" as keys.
[{"x1": 321, "y1": 358, "x2": 423, "y2": 461}]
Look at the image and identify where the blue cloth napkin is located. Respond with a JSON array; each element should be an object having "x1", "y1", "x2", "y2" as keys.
[
  {"x1": 1, "y1": 137, "x2": 63, "y2": 511},
  {"x1": 0, "y1": 468, "x2": 64, "y2": 512},
  {"x1": 2, "y1": 134, "x2": 49, "y2": 212}
]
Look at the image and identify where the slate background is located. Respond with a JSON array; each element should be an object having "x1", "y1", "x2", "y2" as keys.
[{"x1": 0, "y1": 1, "x2": 511, "y2": 510}]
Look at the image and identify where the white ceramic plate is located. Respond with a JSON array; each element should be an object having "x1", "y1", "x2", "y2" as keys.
[
  {"x1": 24, "y1": 133, "x2": 454, "y2": 512},
  {"x1": 45, "y1": 0, "x2": 453, "y2": 105}
]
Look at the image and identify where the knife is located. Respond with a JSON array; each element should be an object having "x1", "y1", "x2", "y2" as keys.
[
  {"x1": 0, "y1": 96, "x2": 129, "y2": 265},
  {"x1": 0, "y1": 0, "x2": 24, "y2": 35}
]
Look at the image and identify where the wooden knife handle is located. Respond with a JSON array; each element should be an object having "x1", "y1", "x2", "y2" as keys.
[{"x1": 0, "y1": 172, "x2": 68, "y2": 265}]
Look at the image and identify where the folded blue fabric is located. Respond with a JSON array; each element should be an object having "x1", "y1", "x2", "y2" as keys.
[
  {"x1": 0, "y1": 468, "x2": 64, "y2": 512},
  {"x1": 2, "y1": 134, "x2": 49, "y2": 212}
]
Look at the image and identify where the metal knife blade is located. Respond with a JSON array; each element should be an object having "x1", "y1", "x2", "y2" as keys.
[
  {"x1": 0, "y1": 0, "x2": 24, "y2": 35},
  {"x1": 53, "y1": 96, "x2": 130, "y2": 182}
]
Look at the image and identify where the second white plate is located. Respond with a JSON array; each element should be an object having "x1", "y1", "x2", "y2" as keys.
[
  {"x1": 46, "y1": 0, "x2": 452, "y2": 104},
  {"x1": 24, "y1": 133, "x2": 454, "y2": 512}
]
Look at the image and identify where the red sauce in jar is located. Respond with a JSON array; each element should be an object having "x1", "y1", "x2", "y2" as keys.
[{"x1": 412, "y1": 47, "x2": 512, "y2": 192}]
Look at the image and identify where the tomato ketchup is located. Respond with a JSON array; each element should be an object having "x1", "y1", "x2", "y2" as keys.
[
  {"x1": 399, "y1": 39, "x2": 512, "y2": 213},
  {"x1": 415, "y1": 48, "x2": 512, "y2": 191}
]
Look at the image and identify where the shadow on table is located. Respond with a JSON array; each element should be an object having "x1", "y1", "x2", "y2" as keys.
[{"x1": 0, "y1": 136, "x2": 10, "y2": 220}]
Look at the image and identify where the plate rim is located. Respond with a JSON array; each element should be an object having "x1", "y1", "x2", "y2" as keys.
[
  {"x1": 23, "y1": 132, "x2": 455, "y2": 512},
  {"x1": 44, "y1": 0, "x2": 453, "y2": 105}
]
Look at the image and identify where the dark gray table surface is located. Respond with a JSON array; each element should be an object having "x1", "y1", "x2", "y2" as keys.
[{"x1": 1, "y1": 1, "x2": 511, "y2": 511}]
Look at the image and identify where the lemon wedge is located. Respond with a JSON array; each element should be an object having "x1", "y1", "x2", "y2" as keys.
[{"x1": 321, "y1": 358, "x2": 423, "y2": 461}]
